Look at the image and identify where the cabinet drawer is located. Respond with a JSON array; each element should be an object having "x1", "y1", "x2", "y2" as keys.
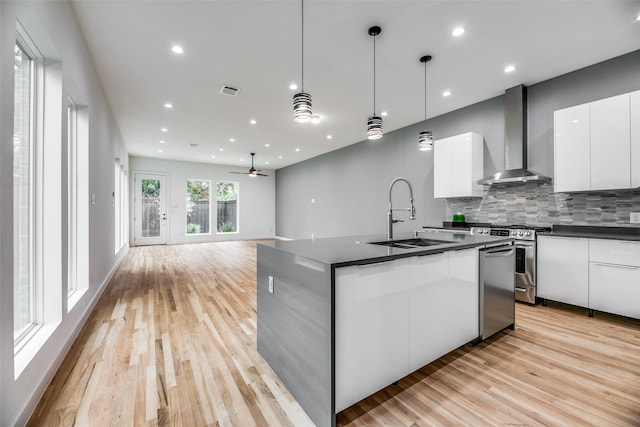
[
  {"x1": 589, "y1": 239, "x2": 640, "y2": 267},
  {"x1": 589, "y1": 262, "x2": 640, "y2": 319}
]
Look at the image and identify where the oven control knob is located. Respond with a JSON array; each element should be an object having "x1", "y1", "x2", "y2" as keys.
[
  {"x1": 525, "y1": 231, "x2": 531, "y2": 236},
  {"x1": 519, "y1": 231, "x2": 524, "y2": 236}
]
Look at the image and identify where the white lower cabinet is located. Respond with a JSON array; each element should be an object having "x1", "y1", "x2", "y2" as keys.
[
  {"x1": 538, "y1": 236, "x2": 640, "y2": 319},
  {"x1": 589, "y1": 239, "x2": 640, "y2": 319},
  {"x1": 408, "y1": 249, "x2": 479, "y2": 372},
  {"x1": 589, "y1": 262, "x2": 640, "y2": 319},
  {"x1": 335, "y1": 258, "x2": 411, "y2": 413},
  {"x1": 335, "y1": 249, "x2": 479, "y2": 412},
  {"x1": 537, "y1": 236, "x2": 589, "y2": 307}
]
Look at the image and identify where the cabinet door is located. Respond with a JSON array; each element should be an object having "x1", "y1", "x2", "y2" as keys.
[
  {"x1": 537, "y1": 236, "x2": 589, "y2": 306},
  {"x1": 408, "y1": 249, "x2": 478, "y2": 372},
  {"x1": 449, "y1": 136, "x2": 472, "y2": 197},
  {"x1": 335, "y1": 259, "x2": 411, "y2": 412},
  {"x1": 433, "y1": 138, "x2": 452, "y2": 198},
  {"x1": 554, "y1": 104, "x2": 590, "y2": 192},
  {"x1": 408, "y1": 252, "x2": 449, "y2": 372},
  {"x1": 434, "y1": 132, "x2": 483, "y2": 198},
  {"x1": 589, "y1": 262, "x2": 640, "y2": 319},
  {"x1": 631, "y1": 91, "x2": 640, "y2": 188},
  {"x1": 590, "y1": 93, "x2": 631, "y2": 190}
]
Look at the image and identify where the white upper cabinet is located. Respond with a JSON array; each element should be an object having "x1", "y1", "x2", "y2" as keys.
[
  {"x1": 434, "y1": 132, "x2": 484, "y2": 198},
  {"x1": 590, "y1": 94, "x2": 630, "y2": 190},
  {"x1": 554, "y1": 103, "x2": 590, "y2": 192},
  {"x1": 554, "y1": 91, "x2": 636, "y2": 192},
  {"x1": 631, "y1": 90, "x2": 640, "y2": 188}
]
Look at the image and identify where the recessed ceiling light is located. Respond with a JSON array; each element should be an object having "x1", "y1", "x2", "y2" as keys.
[
  {"x1": 311, "y1": 115, "x2": 320, "y2": 124},
  {"x1": 219, "y1": 148, "x2": 224, "y2": 152},
  {"x1": 229, "y1": 138, "x2": 235, "y2": 142},
  {"x1": 158, "y1": 149, "x2": 164, "y2": 153},
  {"x1": 637, "y1": 13, "x2": 640, "y2": 21},
  {"x1": 211, "y1": 155, "x2": 216, "y2": 159},
  {"x1": 171, "y1": 45, "x2": 184, "y2": 54},
  {"x1": 326, "y1": 135, "x2": 332, "y2": 139},
  {"x1": 452, "y1": 27, "x2": 465, "y2": 37},
  {"x1": 504, "y1": 65, "x2": 516, "y2": 73},
  {"x1": 250, "y1": 119, "x2": 257, "y2": 125},
  {"x1": 164, "y1": 102, "x2": 173, "y2": 109},
  {"x1": 265, "y1": 143, "x2": 270, "y2": 147},
  {"x1": 159, "y1": 140, "x2": 166, "y2": 144},
  {"x1": 266, "y1": 161, "x2": 270, "y2": 165},
  {"x1": 161, "y1": 127, "x2": 168, "y2": 132},
  {"x1": 443, "y1": 90, "x2": 452, "y2": 97},
  {"x1": 289, "y1": 83, "x2": 298, "y2": 90},
  {"x1": 278, "y1": 155, "x2": 283, "y2": 159},
  {"x1": 295, "y1": 148, "x2": 300, "y2": 152},
  {"x1": 240, "y1": 158, "x2": 244, "y2": 162},
  {"x1": 381, "y1": 111, "x2": 388, "y2": 117}
]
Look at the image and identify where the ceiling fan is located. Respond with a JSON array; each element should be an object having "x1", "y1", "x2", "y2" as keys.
[{"x1": 229, "y1": 153, "x2": 268, "y2": 177}]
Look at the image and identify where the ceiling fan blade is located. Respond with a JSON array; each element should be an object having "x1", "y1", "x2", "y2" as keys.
[
  {"x1": 229, "y1": 171, "x2": 249, "y2": 175},
  {"x1": 256, "y1": 173, "x2": 269, "y2": 177}
]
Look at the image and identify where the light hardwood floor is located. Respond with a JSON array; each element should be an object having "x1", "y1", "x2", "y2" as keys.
[{"x1": 28, "y1": 241, "x2": 640, "y2": 426}]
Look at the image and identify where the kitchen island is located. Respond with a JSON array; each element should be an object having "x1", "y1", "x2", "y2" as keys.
[{"x1": 257, "y1": 230, "x2": 513, "y2": 427}]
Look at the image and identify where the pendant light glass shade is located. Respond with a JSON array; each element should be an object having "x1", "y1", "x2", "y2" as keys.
[
  {"x1": 367, "y1": 26, "x2": 383, "y2": 139},
  {"x1": 418, "y1": 130, "x2": 434, "y2": 150},
  {"x1": 293, "y1": 92, "x2": 312, "y2": 123},
  {"x1": 367, "y1": 115, "x2": 383, "y2": 139},
  {"x1": 418, "y1": 55, "x2": 433, "y2": 151},
  {"x1": 293, "y1": 0, "x2": 312, "y2": 122}
]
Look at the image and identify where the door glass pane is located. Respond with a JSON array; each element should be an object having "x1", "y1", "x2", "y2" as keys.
[
  {"x1": 186, "y1": 180, "x2": 210, "y2": 234},
  {"x1": 141, "y1": 178, "x2": 161, "y2": 238},
  {"x1": 217, "y1": 181, "x2": 238, "y2": 233}
]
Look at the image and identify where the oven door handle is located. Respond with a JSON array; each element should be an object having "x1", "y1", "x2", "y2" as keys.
[{"x1": 515, "y1": 287, "x2": 528, "y2": 292}]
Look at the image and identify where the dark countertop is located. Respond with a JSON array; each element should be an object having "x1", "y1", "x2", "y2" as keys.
[
  {"x1": 259, "y1": 230, "x2": 513, "y2": 268},
  {"x1": 539, "y1": 225, "x2": 640, "y2": 242}
]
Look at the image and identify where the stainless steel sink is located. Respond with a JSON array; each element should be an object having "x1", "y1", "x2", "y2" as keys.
[{"x1": 368, "y1": 237, "x2": 450, "y2": 249}]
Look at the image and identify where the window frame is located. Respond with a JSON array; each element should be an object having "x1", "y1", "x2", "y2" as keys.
[
  {"x1": 215, "y1": 181, "x2": 239, "y2": 234},
  {"x1": 186, "y1": 179, "x2": 212, "y2": 236}
]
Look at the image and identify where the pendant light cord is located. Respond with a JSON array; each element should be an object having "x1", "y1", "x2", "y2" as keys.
[
  {"x1": 424, "y1": 59, "x2": 427, "y2": 129},
  {"x1": 301, "y1": 0, "x2": 304, "y2": 92},
  {"x1": 373, "y1": 34, "x2": 376, "y2": 114}
]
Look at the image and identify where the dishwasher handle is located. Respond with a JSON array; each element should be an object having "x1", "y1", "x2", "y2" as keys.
[{"x1": 482, "y1": 247, "x2": 515, "y2": 258}]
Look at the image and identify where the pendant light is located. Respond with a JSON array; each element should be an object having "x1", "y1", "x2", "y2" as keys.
[
  {"x1": 418, "y1": 55, "x2": 434, "y2": 151},
  {"x1": 367, "y1": 26, "x2": 383, "y2": 140},
  {"x1": 293, "y1": 0, "x2": 312, "y2": 123}
]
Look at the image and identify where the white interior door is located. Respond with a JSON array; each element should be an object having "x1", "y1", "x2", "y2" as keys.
[{"x1": 133, "y1": 173, "x2": 168, "y2": 246}]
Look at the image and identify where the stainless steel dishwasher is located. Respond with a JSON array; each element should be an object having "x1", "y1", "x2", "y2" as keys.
[{"x1": 479, "y1": 243, "x2": 516, "y2": 340}]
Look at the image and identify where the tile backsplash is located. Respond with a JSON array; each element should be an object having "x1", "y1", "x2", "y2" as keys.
[{"x1": 445, "y1": 182, "x2": 640, "y2": 227}]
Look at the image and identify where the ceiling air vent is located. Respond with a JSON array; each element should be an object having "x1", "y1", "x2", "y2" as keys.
[{"x1": 220, "y1": 85, "x2": 240, "y2": 96}]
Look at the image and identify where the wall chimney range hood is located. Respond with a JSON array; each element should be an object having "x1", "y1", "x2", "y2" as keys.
[{"x1": 478, "y1": 85, "x2": 551, "y2": 185}]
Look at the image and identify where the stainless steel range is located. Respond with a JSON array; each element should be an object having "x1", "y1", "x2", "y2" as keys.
[{"x1": 470, "y1": 224, "x2": 551, "y2": 304}]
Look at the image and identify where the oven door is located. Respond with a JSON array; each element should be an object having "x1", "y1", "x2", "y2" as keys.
[{"x1": 514, "y1": 241, "x2": 536, "y2": 303}]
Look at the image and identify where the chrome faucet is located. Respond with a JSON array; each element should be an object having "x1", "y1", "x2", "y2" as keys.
[{"x1": 387, "y1": 177, "x2": 416, "y2": 240}]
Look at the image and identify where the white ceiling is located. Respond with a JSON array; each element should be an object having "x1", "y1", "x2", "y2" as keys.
[{"x1": 70, "y1": 0, "x2": 640, "y2": 171}]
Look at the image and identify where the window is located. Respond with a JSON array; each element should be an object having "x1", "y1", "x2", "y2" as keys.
[
  {"x1": 13, "y1": 23, "x2": 64, "y2": 377},
  {"x1": 186, "y1": 180, "x2": 210, "y2": 234},
  {"x1": 67, "y1": 97, "x2": 89, "y2": 306},
  {"x1": 13, "y1": 41, "x2": 35, "y2": 341},
  {"x1": 216, "y1": 181, "x2": 238, "y2": 233}
]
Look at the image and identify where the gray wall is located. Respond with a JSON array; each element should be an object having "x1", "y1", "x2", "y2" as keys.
[{"x1": 276, "y1": 50, "x2": 640, "y2": 239}]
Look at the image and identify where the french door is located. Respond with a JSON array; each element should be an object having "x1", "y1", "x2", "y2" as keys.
[{"x1": 133, "y1": 173, "x2": 168, "y2": 246}]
